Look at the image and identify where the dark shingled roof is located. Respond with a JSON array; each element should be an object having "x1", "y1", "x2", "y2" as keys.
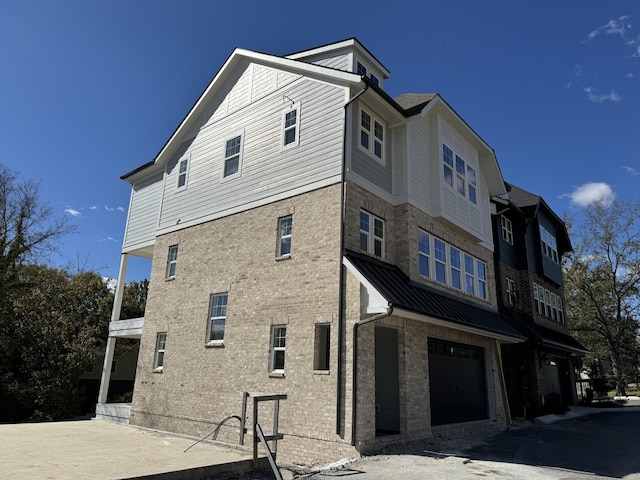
[
  {"x1": 505, "y1": 309, "x2": 588, "y2": 353},
  {"x1": 394, "y1": 93, "x2": 437, "y2": 112},
  {"x1": 345, "y1": 250, "x2": 524, "y2": 340}
]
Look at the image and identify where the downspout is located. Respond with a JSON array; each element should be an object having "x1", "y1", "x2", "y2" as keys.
[
  {"x1": 351, "y1": 304, "x2": 394, "y2": 446},
  {"x1": 336, "y1": 83, "x2": 369, "y2": 435}
]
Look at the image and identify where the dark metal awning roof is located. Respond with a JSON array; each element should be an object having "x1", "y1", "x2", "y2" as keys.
[
  {"x1": 344, "y1": 250, "x2": 524, "y2": 342},
  {"x1": 505, "y1": 309, "x2": 588, "y2": 354}
]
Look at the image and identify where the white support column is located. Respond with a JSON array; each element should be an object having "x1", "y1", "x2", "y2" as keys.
[{"x1": 97, "y1": 253, "x2": 129, "y2": 405}]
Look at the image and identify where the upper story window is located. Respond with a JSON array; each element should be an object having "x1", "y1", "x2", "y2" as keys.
[
  {"x1": 223, "y1": 134, "x2": 243, "y2": 179},
  {"x1": 506, "y1": 277, "x2": 517, "y2": 305},
  {"x1": 177, "y1": 156, "x2": 189, "y2": 190},
  {"x1": 165, "y1": 245, "x2": 178, "y2": 279},
  {"x1": 533, "y1": 283, "x2": 564, "y2": 323},
  {"x1": 501, "y1": 215, "x2": 513, "y2": 245},
  {"x1": 207, "y1": 293, "x2": 228, "y2": 344},
  {"x1": 277, "y1": 215, "x2": 293, "y2": 257},
  {"x1": 356, "y1": 61, "x2": 380, "y2": 86},
  {"x1": 442, "y1": 143, "x2": 477, "y2": 205},
  {"x1": 359, "y1": 108, "x2": 385, "y2": 163},
  {"x1": 540, "y1": 226, "x2": 559, "y2": 263},
  {"x1": 369, "y1": 73, "x2": 379, "y2": 86},
  {"x1": 360, "y1": 210, "x2": 385, "y2": 258},
  {"x1": 153, "y1": 332, "x2": 167, "y2": 371},
  {"x1": 418, "y1": 229, "x2": 488, "y2": 300},
  {"x1": 282, "y1": 103, "x2": 300, "y2": 149}
]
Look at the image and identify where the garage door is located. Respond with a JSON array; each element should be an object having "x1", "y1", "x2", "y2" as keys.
[{"x1": 428, "y1": 338, "x2": 488, "y2": 426}]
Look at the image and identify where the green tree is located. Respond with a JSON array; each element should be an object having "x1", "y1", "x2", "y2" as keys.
[
  {"x1": 565, "y1": 199, "x2": 640, "y2": 395},
  {"x1": 2, "y1": 265, "x2": 112, "y2": 421}
]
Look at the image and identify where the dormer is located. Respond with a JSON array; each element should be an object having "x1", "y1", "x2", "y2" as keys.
[{"x1": 286, "y1": 38, "x2": 390, "y2": 89}]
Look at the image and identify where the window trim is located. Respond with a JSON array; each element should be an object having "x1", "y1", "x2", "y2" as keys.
[
  {"x1": 222, "y1": 132, "x2": 244, "y2": 181},
  {"x1": 501, "y1": 215, "x2": 514, "y2": 245},
  {"x1": 540, "y1": 225, "x2": 559, "y2": 263},
  {"x1": 277, "y1": 215, "x2": 293, "y2": 258},
  {"x1": 533, "y1": 283, "x2": 564, "y2": 323},
  {"x1": 442, "y1": 143, "x2": 478, "y2": 205},
  {"x1": 418, "y1": 229, "x2": 488, "y2": 300},
  {"x1": 359, "y1": 107, "x2": 385, "y2": 164},
  {"x1": 176, "y1": 155, "x2": 189, "y2": 191},
  {"x1": 360, "y1": 210, "x2": 385, "y2": 259},
  {"x1": 206, "y1": 293, "x2": 228, "y2": 345},
  {"x1": 506, "y1": 277, "x2": 517, "y2": 305},
  {"x1": 165, "y1": 245, "x2": 178, "y2": 280},
  {"x1": 282, "y1": 102, "x2": 300, "y2": 150},
  {"x1": 153, "y1": 332, "x2": 167, "y2": 372},
  {"x1": 269, "y1": 325, "x2": 287, "y2": 374}
]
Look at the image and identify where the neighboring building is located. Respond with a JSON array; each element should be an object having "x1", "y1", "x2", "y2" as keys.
[
  {"x1": 96, "y1": 38, "x2": 525, "y2": 465},
  {"x1": 492, "y1": 183, "x2": 587, "y2": 417}
]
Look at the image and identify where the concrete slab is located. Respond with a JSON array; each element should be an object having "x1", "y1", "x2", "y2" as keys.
[{"x1": 0, "y1": 419, "x2": 264, "y2": 480}]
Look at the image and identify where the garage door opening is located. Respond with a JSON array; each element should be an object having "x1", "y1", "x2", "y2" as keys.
[{"x1": 428, "y1": 338, "x2": 488, "y2": 426}]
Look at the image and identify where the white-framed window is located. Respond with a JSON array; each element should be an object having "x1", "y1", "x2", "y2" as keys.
[
  {"x1": 153, "y1": 332, "x2": 167, "y2": 371},
  {"x1": 418, "y1": 230, "x2": 430, "y2": 278},
  {"x1": 533, "y1": 283, "x2": 564, "y2": 323},
  {"x1": 270, "y1": 325, "x2": 287, "y2": 373},
  {"x1": 282, "y1": 103, "x2": 300, "y2": 149},
  {"x1": 165, "y1": 245, "x2": 178, "y2": 279},
  {"x1": 540, "y1": 226, "x2": 559, "y2": 263},
  {"x1": 501, "y1": 215, "x2": 514, "y2": 245},
  {"x1": 277, "y1": 215, "x2": 293, "y2": 257},
  {"x1": 207, "y1": 293, "x2": 228, "y2": 344},
  {"x1": 356, "y1": 61, "x2": 367, "y2": 75},
  {"x1": 359, "y1": 210, "x2": 385, "y2": 258},
  {"x1": 506, "y1": 277, "x2": 517, "y2": 305},
  {"x1": 223, "y1": 133, "x2": 243, "y2": 179},
  {"x1": 177, "y1": 156, "x2": 189, "y2": 190},
  {"x1": 313, "y1": 324, "x2": 330, "y2": 371},
  {"x1": 442, "y1": 143, "x2": 477, "y2": 204},
  {"x1": 359, "y1": 108, "x2": 385, "y2": 162},
  {"x1": 418, "y1": 230, "x2": 488, "y2": 300},
  {"x1": 369, "y1": 73, "x2": 379, "y2": 86}
]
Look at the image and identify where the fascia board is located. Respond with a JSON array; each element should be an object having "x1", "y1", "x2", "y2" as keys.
[{"x1": 394, "y1": 307, "x2": 525, "y2": 344}]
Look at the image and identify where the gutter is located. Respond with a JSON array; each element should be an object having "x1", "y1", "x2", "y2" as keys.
[
  {"x1": 336, "y1": 82, "x2": 369, "y2": 436},
  {"x1": 350, "y1": 304, "x2": 394, "y2": 446}
]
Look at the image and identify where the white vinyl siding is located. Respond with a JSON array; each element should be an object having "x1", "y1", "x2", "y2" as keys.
[
  {"x1": 122, "y1": 172, "x2": 163, "y2": 251},
  {"x1": 156, "y1": 76, "x2": 346, "y2": 232}
]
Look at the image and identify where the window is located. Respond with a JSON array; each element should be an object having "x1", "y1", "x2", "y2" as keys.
[
  {"x1": 177, "y1": 157, "x2": 189, "y2": 190},
  {"x1": 357, "y1": 61, "x2": 367, "y2": 75},
  {"x1": 270, "y1": 325, "x2": 287, "y2": 373},
  {"x1": 533, "y1": 283, "x2": 564, "y2": 323},
  {"x1": 501, "y1": 215, "x2": 514, "y2": 245},
  {"x1": 418, "y1": 230, "x2": 430, "y2": 278},
  {"x1": 369, "y1": 73, "x2": 379, "y2": 86},
  {"x1": 359, "y1": 108, "x2": 384, "y2": 162},
  {"x1": 166, "y1": 245, "x2": 178, "y2": 279},
  {"x1": 277, "y1": 215, "x2": 293, "y2": 257},
  {"x1": 153, "y1": 333, "x2": 167, "y2": 371},
  {"x1": 282, "y1": 104, "x2": 300, "y2": 148},
  {"x1": 450, "y1": 246, "x2": 461, "y2": 289},
  {"x1": 540, "y1": 226, "x2": 559, "y2": 263},
  {"x1": 207, "y1": 293, "x2": 228, "y2": 343},
  {"x1": 506, "y1": 277, "x2": 517, "y2": 305},
  {"x1": 434, "y1": 239, "x2": 447, "y2": 283},
  {"x1": 418, "y1": 231, "x2": 488, "y2": 300},
  {"x1": 223, "y1": 134, "x2": 242, "y2": 178},
  {"x1": 360, "y1": 210, "x2": 385, "y2": 258},
  {"x1": 442, "y1": 143, "x2": 477, "y2": 204},
  {"x1": 314, "y1": 324, "x2": 330, "y2": 371}
]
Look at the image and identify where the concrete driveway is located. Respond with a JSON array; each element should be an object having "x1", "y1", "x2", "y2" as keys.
[{"x1": 0, "y1": 420, "x2": 261, "y2": 479}]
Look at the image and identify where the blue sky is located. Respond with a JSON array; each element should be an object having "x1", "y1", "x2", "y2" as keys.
[{"x1": 1, "y1": 0, "x2": 639, "y2": 282}]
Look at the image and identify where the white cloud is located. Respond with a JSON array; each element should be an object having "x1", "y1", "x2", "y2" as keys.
[
  {"x1": 626, "y1": 72, "x2": 635, "y2": 79},
  {"x1": 104, "y1": 205, "x2": 114, "y2": 212},
  {"x1": 102, "y1": 277, "x2": 117, "y2": 292},
  {"x1": 117, "y1": 206, "x2": 125, "y2": 212},
  {"x1": 98, "y1": 236, "x2": 118, "y2": 243},
  {"x1": 65, "y1": 208, "x2": 82, "y2": 217},
  {"x1": 89, "y1": 205, "x2": 98, "y2": 210},
  {"x1": 573, "y1": 64, "x2": 584, "y2": 77},
  {"x1": 560, "y1": 182, "x2": 615, "y2": 208},
  {"x1": 586, "y1": 15, "x2": 631, "y2": 42},
  {"x1": 622, "y1": 166, "x2": 640, "y2": 175},
  {"x1": 584, "y1": 87, "x2": 623, "y2": 103}
]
